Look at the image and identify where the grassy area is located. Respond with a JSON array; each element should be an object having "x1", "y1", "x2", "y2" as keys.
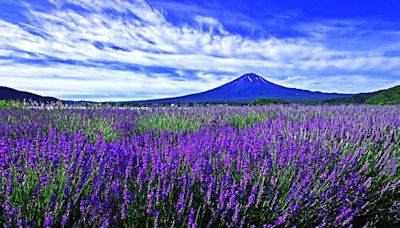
[
  {"x1": 137, "y1": 115, "x2": 202, "y2": 133},
  {"x1": 366, "y1": 85, "x2": 400, "y2": 105},
  {"x1": 0, "y1": 100, "x2": 24, "y2": 109},
  {"x1": 230, "y1": 111, "x2": 272, "y2": 128},
  {"x1": 250, "y1": 98, "x2": 289, "y2": 105},
  {"x1": 54, "y1": 113, "x2": 118, "y2": 141}
]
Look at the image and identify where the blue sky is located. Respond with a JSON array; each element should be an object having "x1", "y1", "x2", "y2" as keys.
[{"x1": 0, "y1": 0, "x2": 399, "y2": 101}]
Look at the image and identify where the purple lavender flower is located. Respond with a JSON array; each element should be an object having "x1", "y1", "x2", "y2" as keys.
[
  {"x1": 5, "y1": 185, "x2": 13, "y2": 192},
  {"x1": 17, "y1": 219, "x2": 24, "y2": 227},
  {"x1": 275, "y1": 214, "x2": 287, "y2": 226},
  {"x1": 44, "y1": 214, "x2": 54, "y2": 227},
  {"x1": 188, "y1": 208, "x2": 196, "y2": 227},
  {"x1": 270, "y1": 176, "x2": 277, "y2": 186}
]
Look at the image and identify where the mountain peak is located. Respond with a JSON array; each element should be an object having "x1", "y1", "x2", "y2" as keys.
[
  {"x1": 239, "y1": 73, "x2": 270, "y2": 84},
  {"x1": 241, "y1": 73, "x2": 261, "y2": 79}
]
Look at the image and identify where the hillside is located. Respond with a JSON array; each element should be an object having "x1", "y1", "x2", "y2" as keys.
[
  {"x1": 323, "y1": 91, "x2": 380, "y2": 104},
  {"x1": 324, "y1": 85, "x2": 400, "y2": 105},
  {"x1": 0, "y1": 86, "x2": 60, "y2": 104},
  {"x1": 365, "y1": 85, "x2": 400, "y2": 105}
]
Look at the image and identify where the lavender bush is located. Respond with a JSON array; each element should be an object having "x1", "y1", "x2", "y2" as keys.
[{"x1": 0, "y1": 105, "x2": 399, "y2": 227}]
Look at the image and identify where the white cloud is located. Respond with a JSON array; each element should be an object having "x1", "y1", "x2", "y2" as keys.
[
  {"x1": 194, "y1": 16, "x2": 220, "y2": 26},
  {"x1": 193, "y1": 15, "x2": 227, "y2": 34},
  {"x1": 0, "y1": 62, "x2": 233, "y2": 101},
  {"x1": 277, "y1": 74, "x2": 400, "y2": 94},
  {"x1": 0, "y1": 0, "x2": 398, "y2": 100}
]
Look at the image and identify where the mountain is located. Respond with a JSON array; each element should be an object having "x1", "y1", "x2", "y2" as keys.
[
  {"x1": 0, "y1": 86, "x2": 61, "y2": 103},
  {"x1": 365, "y1": 85, "x2": 400, "y2": 105},
  {"x1": 131, "y1": 73, "x2": 353, "y2": 104}
]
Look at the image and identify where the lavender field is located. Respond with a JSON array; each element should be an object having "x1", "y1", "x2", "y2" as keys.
[{"x1": 0, "y1": 105, "x2": 399, "y2": 227}]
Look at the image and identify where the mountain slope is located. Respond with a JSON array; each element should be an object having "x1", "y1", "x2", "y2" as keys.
[
  {"x1": 0, "y1": 86, "x2": 61, "y2": 103},
  {"x1": 132, "y1": 73, "x2": 352, "y2": 104},
  {"x1": 365, "y1": 85, "x2": 400, "y2": 105},
  {"x1": 324, "y1": 85, "x2": 400, "y2": 105},
  {"x1": 324, "y1": 91, "x2": 380, "y2": 104}
]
